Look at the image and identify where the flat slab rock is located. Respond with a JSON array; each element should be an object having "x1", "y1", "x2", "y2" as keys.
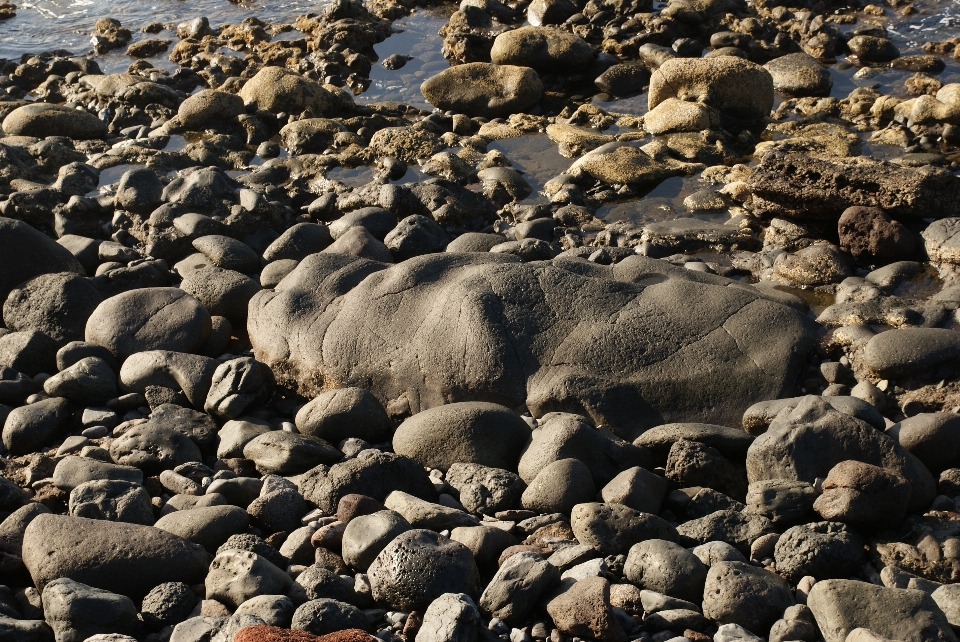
[
  {"x1": 747, "y1": 151, "x2": 960, "y2": 220},
  {"x1": 248, "y1": 252, "x2": 817, "y2": 439}
]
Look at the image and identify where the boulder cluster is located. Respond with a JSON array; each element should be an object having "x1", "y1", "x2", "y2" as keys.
[{"x1": 3, "y1": 0, "x2": 960, "y2": 639}]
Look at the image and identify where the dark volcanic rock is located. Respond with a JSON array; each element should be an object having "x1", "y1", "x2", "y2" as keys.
[{"x1": 748, "y1": 152, "x2": 960, "y2": 221}]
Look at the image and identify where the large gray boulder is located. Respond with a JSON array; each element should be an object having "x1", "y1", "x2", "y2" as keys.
[
  {"x1": 248, "y1": 253, "x2": 817, "y2": 441},
  {"x1": 22, "y1": 514, "x2": 210, "y2": 599},
  {"x1": 746, "y1": 396, "x2": 936, "y2": 513},
  {"x1": 417, "y1": 593, "x2": 482, "y2": 642},
  {"x1": 807, "y1": 579, "x2": 956, "y2": 642}
]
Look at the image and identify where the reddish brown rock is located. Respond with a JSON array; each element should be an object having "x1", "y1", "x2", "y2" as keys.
[
  {"x1": 235, "y1": 625, "x2": 321, "y2": 642},
  {"x1": 235, "y1": 625, "x2": 378, "y2": 642},
  {"x1": 336, "y1": 495, "x2": 386, "y2": 524}
]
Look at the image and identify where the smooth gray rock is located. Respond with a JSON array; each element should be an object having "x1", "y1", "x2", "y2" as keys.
[
  {"x1": 863, "y1": 328, "x2": 960, "y2": 378},
  {"x1": 521, "y1": 458, "x2": 596, "y2": 514},
  {"x1": 153, "y1": 505, "x2": 250, "y2": 552},
  {"x1": 600, "y1": 466, "x2": 668, "y2": 514},
  {"x1": 932, "y1": 584, "x2": 960, "y2": 630},
  {"x1": 384, "y1": 491, "x2": 479, "y2": 531},
  {"x1": 52, "y1": 456, "x2": 143, "y2": 491},
  {"x1": 192, "y1": 236, "x2": 260, "y2": 274},
  {"x1": 243, "y1": 430, "x2": 341, "y2": 476},
  {"x1": 216, "y1": 417, "x2": 272, "y2": 459},
  {"x1": 119, "y1": 351, "x2": 217, "y2": 408},
  {"x1": 393, "y1": 402, "x2": 531, "y2": 472},
  {"x1": 248, "y1": 254, "x2": 817, "y2": 441},
  {"x1": 449, "y1": 525, "x2": 521, "y2": 577},
  {"x1": 115, "y1": 167, "x2": 164, "y2": 214},
  {"x1": 85, "y1": 288, "x2": 211, "y2": 360},
  {"x1": 623, "y1": 539, "x2": 706, "y2": 603},
  {"x1": 180, "y1": 267, "x2": 260, "y2": 325},
  {"x1": 234, "y1": 595, "x2": 295, "y2": 628},
  {"x1": 888, "y1": 413, "x2": 960, "y2": 474},
  {"x1": 519, "y1": 413, "x2": 651, "y2": 486},
  {"x1": 263, "y1": 223, "x2": 333, "y2": 262},
  {"x1": 691, "y1": 541, "x2": 747, "y2": 566},
  {"x1": 291, "y1": 598, "x2": 369, "y2": 635},
  {"x1": 342, "y1": 510, "x2": 412, "y2": 571},
  {"x1": 22, "y1": 514, "x2": 210, "y2": 599},
  {"x1": 41, "y1": 578, "x2": 137, "y2": 642},
  {"x1": 2, "y1": 397, "x2": 73, "y2": 455},
  {"x1": 43, "y1": 356, "x2": 117, "y2": 405}
]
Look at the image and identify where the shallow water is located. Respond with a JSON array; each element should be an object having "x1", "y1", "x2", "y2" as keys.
[
  {"x1": 0, "y1": 0, "x2": 325, "y2": 62},
  {"x1": 8, "y1": 0, "x2": 960, "y2": 227}
]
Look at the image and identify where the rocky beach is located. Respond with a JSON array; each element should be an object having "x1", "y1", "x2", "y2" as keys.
[{"x1": 3, "y1": 0, "x2": 960, "y2": 640}]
